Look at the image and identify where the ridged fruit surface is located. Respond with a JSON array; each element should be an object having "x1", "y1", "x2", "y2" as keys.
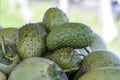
[
  {"x1": 43, "y1": 7, "x2": 69, "y2": 32},
  {"x1": 46, "y1": 23, "x2": 94, "y2": 51},
  {"x1": 45, "y1": 48, "x2": 82, "y2": 73},
  {"x1": 15, "y1": 23, "x2": 46, "y2": 59}
]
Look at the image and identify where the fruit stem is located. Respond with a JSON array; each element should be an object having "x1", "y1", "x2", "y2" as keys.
[
  {"x1": 1, "y1": 36, "x2": 6, "y2": 55},
  {"x1": 0, "y1": 36, "x2": 16, "y2": 61},
  {"x1": 84, "y1": 47, "x2": 90, "y2": 54}
]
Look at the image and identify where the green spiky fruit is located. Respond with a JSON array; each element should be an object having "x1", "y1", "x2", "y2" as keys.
[
  {"x1": 74, "y1": 50, "x2": 120, "y2": 80},
  {"x1": 44, "y1": 48, "x2": 83, "y2": 73},
  {"x1": 0, "y1": 71, "x2": 7, "y2": 80},
  {"x1": 8, "y1": 57, "x2": 68, "y2": 80},
  {"x1": 89, "y1": 33, "x2": 107, "y2": 50},
  {"x1": 0, "y1": 28, "x2": 18, "y2": 41},
  {"x1": 46, "y1": 23, "x2": 94, "y2": 51},
  {"x1": 15, "y1": 23, "x2": 46, "y2": 60},
  {"x1": 43, "y1": 7, "x2": 69, "y2": 32},
  {"x1": 78, "y1": 67, "x2": 120, "y2": 80}
]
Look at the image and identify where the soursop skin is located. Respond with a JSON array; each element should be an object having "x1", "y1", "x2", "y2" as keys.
[
  {"x1": 46, "y1": 23, "x2": 94, "y2": 51},
  {"x1": 43, "y1": 7, "x2": 69, "y2": 32},
  {"x1": 8, "y1": 57, "x2": 68, "y2": 80},
  {"x1": 44, "y1": 48, "x2": 82, "y2": 73},
  {"x1": 15, "y1": 23, "x2": 46, "y2": 60}
]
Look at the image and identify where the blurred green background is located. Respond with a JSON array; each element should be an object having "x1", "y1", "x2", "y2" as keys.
[{"x1": 0, "y1": 0, "x2": 120, "y2": 55}]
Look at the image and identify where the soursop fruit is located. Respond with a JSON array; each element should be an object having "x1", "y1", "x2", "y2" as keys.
[
  {"x1": 43, "y1": 7, "x2": 69, "y2": 32},
  {"x1": 15, "y1": 23, "x2": 46, "y2": 60},
  {"x1": 44, "y1": 48, "x2": 83, "y2": 73},
  {"x1": 46, "y1": 22, "x2": 94, "y2": 51}
]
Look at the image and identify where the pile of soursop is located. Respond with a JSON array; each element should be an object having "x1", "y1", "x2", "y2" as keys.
[{"x1": 0, "y1": 7, "x2": 120, "y2": 80}]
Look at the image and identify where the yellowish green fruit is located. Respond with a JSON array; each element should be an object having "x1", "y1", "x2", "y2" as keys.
[
  {"x1": 74, "y1": 50, "x2": 120, "y2": 80},
  {"x1": 0, "y1": 71, "x2": 7, "y2": 80},
  {"x1": 8, "y1": 57, "x2": 68, "y2": 80},
  {"x1": 0, "y1": 28, "x2": 18, "y2": 41},
  {"x1": 78, "y1": 67, "x2": 120, "y2": 80}
]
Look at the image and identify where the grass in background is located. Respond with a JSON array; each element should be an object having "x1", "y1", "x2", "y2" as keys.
[
  {"x1": 0, "y1": 0, "x2": 120, "y2": 55},
  {"x1": 0, "y1": 0, "x2": 24, "y2": 28}
]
